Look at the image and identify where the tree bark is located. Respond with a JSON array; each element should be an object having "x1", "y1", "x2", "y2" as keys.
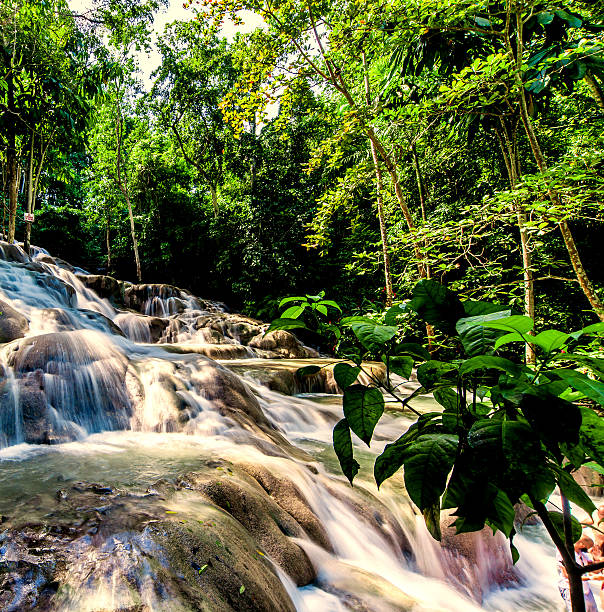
[
  {"x1": 6, "y1": 71, "x2": 17, "y2": 244},
  {"x1": 209, "y1": 184, "x2": 219, "y2": 218},
  {"x1": 513, "y1": 12, "x2": 604, "y2": 322},
  {"x1": 114, "y1": 90, "x2": 142, "y2": 282},
  {"x1": 363, "y1": 51, "x2": 394, "y2": 306},
  {"x1": 585, "y1": 71, "x2": 604, "y2": 111},
  {"x1": 495, "y1": 123, "x2": 536, "y2": 363}
]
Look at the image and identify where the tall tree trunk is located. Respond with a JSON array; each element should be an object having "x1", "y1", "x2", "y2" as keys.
[
  {"x1": 495, "y1": 124, "x2": 536, "y2": 363},
  {"x1": 369, "y1": 140, "x2": 394, "y2": 306},
  {"x1": 513, "y1": 12, "x2": 604, "y2": 321},
  {"x1": 209, "y1": 184, "x2": 219, "y2": 218},
  {"x1": 105, "y1": 207, "x2": 112, "y2": 274},
  {"x1": 115, "y1": 94, "x2": 142, "y2": 283},
  {"x1": 585, "y1": 71, "x2": 604, "y2": 111},
  {"x1": 363, "y1": 52, "x2": 394, "y2": 306},
  {"x1": 23, "y1": 133, "x2": 34, "y2": 255},
  {"x1": 6, "y1": 71, "x2": 17, "y2": 244}
]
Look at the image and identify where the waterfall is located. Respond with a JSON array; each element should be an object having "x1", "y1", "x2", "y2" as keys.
[{"x1": 0, "y1": 242, "x2": 567, "y2": 611}]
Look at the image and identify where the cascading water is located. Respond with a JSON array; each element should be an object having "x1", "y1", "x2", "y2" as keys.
[{"x1": 0, "y1": 241, "x2": 576, "y2": 611}]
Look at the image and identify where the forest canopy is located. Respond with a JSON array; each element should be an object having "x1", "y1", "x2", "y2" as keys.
[{"x1": 1, "y1": 0, "x2": 603, "y2": 330}]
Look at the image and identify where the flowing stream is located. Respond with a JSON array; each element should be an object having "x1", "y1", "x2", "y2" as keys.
[{"x1": 0, "y1": 242, "x2": 572, "y2": 610}]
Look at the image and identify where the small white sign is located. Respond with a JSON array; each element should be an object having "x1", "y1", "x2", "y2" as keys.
[{"x1": 24, "y1": 213, "x2": 34, "y2": 223}]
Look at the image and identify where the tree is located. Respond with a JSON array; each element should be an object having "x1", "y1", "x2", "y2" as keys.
[{"x1": 151, "y1": 23, "x2": 237, "y2": 217}]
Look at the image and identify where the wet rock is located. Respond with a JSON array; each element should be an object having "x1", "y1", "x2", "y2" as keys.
[
  {"x1": 0, "y1": 242, "x2": 29, "y2": 263},
  {"x1": 575, "y1": 465, "x2": 604, "y2": 496},
  {"x1": 162, "y1": 343, "x2": 254, "y2": 360},
  {"x1": 440, "y1": 511, "x2": 518, "y2": 602},
  {"x1": 249, "y1": 330, "x2": 319, "y2": 359},
  {"x1": 241, "y1": 463, "x2": 333, "y2": 552},
  {"x1": 76, "y1": 273, "x2": 125, "y2": 304},
  {"x1": 35, "y1": 254, "x2": 56, "y2": 266},
  {"x1": 182, "y1": 469, "x2": 316, "y2": 587},
  {"x1": 0, "y1": 298, "x2": 29, "y2": 343}
]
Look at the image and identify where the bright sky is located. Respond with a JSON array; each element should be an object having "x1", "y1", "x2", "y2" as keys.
[{"x1": 68, "y1": 0, "x2": 264, "y2": 88}]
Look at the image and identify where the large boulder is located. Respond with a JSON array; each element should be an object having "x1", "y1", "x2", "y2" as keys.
[
  {"x1": 0, "y1": 299, "x2": 29, "y2": 343},
  {"x1": 76, "y1": 273, "x2": 125, "y2": 303},
  {"x1": 0, "y1": 477, "x2": 299, "y2": 612},
  {"x1": 248, "y1": 330, "x2": 319, "y2": 359}
]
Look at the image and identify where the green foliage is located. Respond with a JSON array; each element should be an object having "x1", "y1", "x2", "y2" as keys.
[{"x1": 271, "y1": 278, "x2": 604, "y2": 568}]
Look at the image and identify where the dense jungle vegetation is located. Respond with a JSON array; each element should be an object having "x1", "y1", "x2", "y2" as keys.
[{"x1": 1, "y1": 0, "x2": 603, "y2": 327}]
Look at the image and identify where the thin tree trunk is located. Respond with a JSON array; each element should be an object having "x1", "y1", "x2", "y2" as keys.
[
  {"x1": 585, "y1": 71, "x2": 604, "y2": 111},
  {"x1": 495, "y1": 123, "x2": 536, "y2": 363},
  {"x1": 513, "y1": 12, "x2": 604, "y2": 321},
  {"x1": 363, "y1": 51, "x2": 394, "y2": 306},
  {"x1": 115, "y1": 93, "x2": 142, "y2": 283},
  {"x1": 23, "y1": 133, "x2": 34, "y2": 255},
  {"x1": 6, "y1": 72, "x2": 17, "y2": 244},
  {"x1": 411, "y1": 144, "x2": 427, "y2": 225},
  {"x1": 209, "y1": 184, "x2": 219, "y2": 218},
  {"x1": 105, "y1": 207, "x2": 112, "y2": 274}
]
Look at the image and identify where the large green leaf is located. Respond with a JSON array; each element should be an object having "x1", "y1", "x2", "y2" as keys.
[
  {"x1": 548, "y1": 511, "x2": 582, "y2": 543},
  {"x1": 488, "y1": 489, "x2": 516, "y2": 537},
  {"x1": 333, "y1": 419, "x2": 360, "y2": 485},
  {"x1": 579, "y1": 406, "x2": 604, "y2": 467},
  {"x1": 459, "y1": 356, "x2": 522, "y2": 378},
  {"x1": 416, "y1": 360, "x2": 458, "y2": 391},
  {"x1": 374, "y1": 433, "x2": 412, "y2": 488},
  {"x1": 281, "y1": 305, "x2": 307, "y2": 319},
  {"x1": 423, "y1": 502, "x2": 442, "y2": 541},
  {"x1": 343, "y1": 385, "x2": 385, "y2": 446},
  {"x1": 278, "y1": 296, "x2": 306, "y2": 308},
  {"x1": 333, "y1": 363, "x2": 361, "y2": 389},
  {"x1": 265, "y1": 318, "x2": 308, "y2": 334},
  {"x1": 556, "y1": 371, "x2": 604, "y2": 405},
  {"x1": 384, "y1": 304, "x2": 406, "y2": 326},
  {"x1": 477, "y1": 315, "x2": 534, "y2": 335},
  {"x1": 405, "y1": 280, "x2": 465, "y2": 335},
  {"x1": 383, "y1": 355, "x2": 414, "y2": 379},
  {"x1": 296, "y1": 365, "x2": 321, "y2": 378},
  {"x1": 552, "y1": 355, "x2": 604, "y2": 380},
  {"x1": 351, "y1": 323, "x2": 397, "y2": 353},
  {"x1": 403, "y1": 434, "x2": 458, "y2": 510},
  {"x1": 462, "y1": 301, "x2": 510, "y2": 317},
  {"x1": 532, "y1": 330, "x2": 570, "y2": 354},
  {"x1": 395, "y1": 342, "x2": 431, "y2": 361},
  {"x1": 456, "y1": 310, "x2": 511, "y2": 356},
  {"x1": 553, "y1": 467, "x2": 596, "y2": 515}
]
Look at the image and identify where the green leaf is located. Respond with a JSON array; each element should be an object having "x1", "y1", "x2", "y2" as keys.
[
  {"x1": 494, "y1": 332, "x2": 525, "y2": 350},
  {"x1": 581, "y1": 323, "x2": 604, "y2": 334},
  {"x1": 557, "y1": 371, "x2": 604, "y2": 405},
  {"x1": 459, "y1": 356, "x2": 522, "y2": 378},
  {"x1": 585, "y1": 462, "x2": 604, "y2": 477},
  {"x1": 423, "y1": 502, "x2": 442, "y2": 541},
  {"x1": 281, "y1": 305, "x2": 306, "y2": 319},
  {"x1": 384, "y1": 304, "x2": 406, "y2": 326},
  {"x1": 395, "y1": 342, "x2": 431, "y2": 361},
  {"x1": 537, "y1": 11, "x2": 554, "y2": 24},
  {"x1": 239, "y1": 585, "x2": 245, "y2": 594},
  {"x1": 488, "y1": 489, "x2": 516, "y2": 536},
  {"x1": 477, "y1": 315, "x2": 534, "y2": 335},
  {"x1": 351, "y1": 323, "x2": 397, "y2": 353},
  {"x1": 340, "y1": 316, "x2": 376, "y2": 326},
  {"x1": 456, "y1": 310, "x2": 511, "y2": 356},
  {"x1": 318, "y1": 300, "x2": 341, "y2": 312},
  {"x1": 278, "y1": 296, "x2": 306, "y2": 308},
  {"x1": 548, "y1": 511, "x2": 582, "y2": 543},
  {"x1": 333, "y1": 419, "x2": 360, "y2": 485},
  {"x1": 405, "y1": 280, "x2": 465, "y2": 335},
  {"x1": 403, "y1": 434, "x2": 458, "y2": 509},
  {"x1": 333, "y1": 363, "x2": 361, "y2": 389},
  {"x1": 532, "y1": 330, "x2": 570, "y2": 354},
  {"x1": 553, "y1": 467, "x2": 596, "y2": 516},
  {"x1": 383, "y1": 355, "x2": 414, "y2": 379},
  {"x1": 579, "y1": 406, "x2": 604, "y2": 467},
  {"x1": 296, "y1": 365, "x2": 321, "y2": 378},
  {"x1": 374, "y1": 433, "x2": 411, "y2": 488},
  {"x1": 462, "y1": 301, "x2": 510, "y2": 317},
  {"x1": 343, "y1": 385, "x2": 385, "y2": 446},
  {"x1": 315, "y1": 304, "x2": 328, "y2": 316},
  {"x1": 265, "y1": 318, "x2": 308, "y2": 334},
  {"x1": 416, "y1": 361, "x2": 458, "y2": 391}
]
